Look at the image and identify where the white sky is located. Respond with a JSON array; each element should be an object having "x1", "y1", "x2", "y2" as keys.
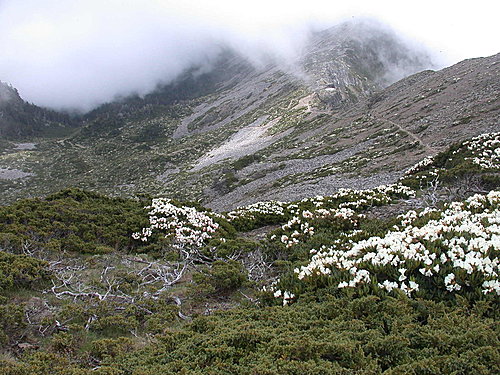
[{"x1": 0, "y1": 0, "x2": 499, "y2": 111}]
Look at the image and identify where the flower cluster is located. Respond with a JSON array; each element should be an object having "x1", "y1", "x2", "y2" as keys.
[
  {"x1": 463, "y1": 132, "x2": 500, "y2": 170},
  {"x1": 292, "y1": 185, "x2": 415, "y2": 216},
  {"x1": 402, "y1": 132, "x2": 500, "y2": 183},
  {"x1": 297, "y1": 195, "x2": 326, "y2": 208},
  {"x1": 332, "y1": 184, "x2": 415, "y2": 209},
  {"x1": 262, "y1": 184, "x2": 415, "y2": 251},
  {"x1": 403, "y1": 156, "x2": 434, "y2": 176},
  {"x1": 293, "y1": 191, "x2": 500, "y2": 297},
  {"x1": 132, "y1": 198, "x2": 220, "y2": 247},
  {"x1": 275, "y1": 215, "x2": 315, "y2": 248},
  {"x1": 225, "y1": 201, "x2": 287, "y2": 221},
  {"x1": 270, "y1": 207, "x2": 361, "y2": 248},
  {"x1": 403, "y1": 156, "x2": 435, "y2": 176},
  {"x1": 232, "y1": 184, "x2": 414, "y2": 222}
]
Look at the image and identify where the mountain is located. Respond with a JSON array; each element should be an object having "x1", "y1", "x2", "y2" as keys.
[
  {"x1": 0, "y1": 82, "x2": 75, "y2": 139},
  {"x1": 0, "y1": 20, "x2": 499, "y2": 374},
  {"x1": 0, "y1": 21, "x2": 498, "y2": 209}
]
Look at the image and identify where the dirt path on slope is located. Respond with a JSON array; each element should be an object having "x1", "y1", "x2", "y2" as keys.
[{"x1": 378, "y1": 117, "x2": 437, "y2": 154}]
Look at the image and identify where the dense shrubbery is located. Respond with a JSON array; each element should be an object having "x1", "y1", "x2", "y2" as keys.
[
  {"x1": 192, "y1": 260, "x2": 248, "y2": 297},
  {"x1": 0, "y1": 188, "x2": 150, "y2": 254},
  {"x1": 0, "y1": 301, "x2": 26, "y2": 345},
  {"x1": 0, "y1": 251, "x2": 49, "y2": 291},
  {"x1": 2, "y1": 296, "x2": 498, "y2": 374},
  {"x1": 105, "y1": 297, "x2": 499, "y2": 374},
  {"x1": 264, "y1": 191, "x2": 499, "y2": 307},
  {"x1": 225, "y1": 184, "x2": 415, "y2": 232},
  {"x1": 401, "y1": 131, "x2": 500, "y2": 190}
]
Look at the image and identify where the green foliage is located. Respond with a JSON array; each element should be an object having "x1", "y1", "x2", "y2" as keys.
[
  {"x1": 203, "y1": 237, "x2": 257, "y2": 259},
  {"x1": 0, "y1": 301, "x2": 26, "y2": 345},
  {"x1": 52, "y1": 297, "x2": 497, "y2": 374},
  {"x1": 401, "y1": 133, "x2": 500, "y2": 191},
  {"x1": 192, "y1": 260, "x2": 248, "y2": 297},
  {"x1": 90, "y1": 337, "x2": 135, "y2": 361},
  {"x1": 49, "y1": 332, "x2": 79, "y2": 356},
  {"x1": 0, "y1": 175, "x2": 498, "y2": 374},
  {"x1": 232, "y1": 154, "x2": 262, "y2": 171},
  {"x1": 0, "y1": 351, "x2": 89, "y2": 375},
  {"x1": 481, "y1": 174, "x2": 500, "y2": 190},
  {"x1": 0, "y1": 188, "x2": 150, "y2": 254},
  {"x1": 0, "y1": 251, "x2": 49, "y2": 292},
  {"x1": 91, "y1": 314, "x2": 139, "y2": 335}
]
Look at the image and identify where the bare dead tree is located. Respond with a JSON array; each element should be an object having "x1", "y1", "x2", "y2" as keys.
[
  {"x1": 241, "y1": 249, "x2": 274, "y2": 282},
  {"x1": 125, "y1": 257, "x2": 189, "y2": 296},
  {"x1": 419, "y1": 177, "x2": 441, "y2": 208}
]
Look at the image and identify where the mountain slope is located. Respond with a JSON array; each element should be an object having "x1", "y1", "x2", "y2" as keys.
[
  {"x1": 0, "y1": 135, "x2": 498, "y2": 372},
  {"x1": 0, "y1": 82, "x2": 75, "y2": 139},
  {"x1": 0, "y1": 22, "x2": 498, "y2": 210}
]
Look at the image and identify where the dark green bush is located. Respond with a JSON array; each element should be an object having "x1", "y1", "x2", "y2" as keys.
[
  {"x1": 0, "y1": 302, "x2": 26, "y2": 345},
  {"x1": 0, "y1": 251, "x2": 49, "y2": 292},
  {"x1": 192, "y1": 260, "x2": 248, "y2": 296},
  {"x1": 90, "y1": 337, "x2": 134, "y2": 361},
  {"x1": 0, "y1": 188, "x2": 150, "y2": 255}
]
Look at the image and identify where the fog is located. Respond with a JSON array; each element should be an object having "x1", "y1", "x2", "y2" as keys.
[{"x1": 0, "y1": 0, "x2": 499, "y2": 111}]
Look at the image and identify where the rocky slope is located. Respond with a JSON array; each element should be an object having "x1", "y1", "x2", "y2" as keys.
[{"x1": 0, "y1": 21, "x2": 498, "y2": 210}]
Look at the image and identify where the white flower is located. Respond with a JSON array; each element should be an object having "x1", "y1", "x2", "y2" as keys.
[
  {"x1": 398, "y1": 268, "x2": 407, "y2": 281},
  {"x1": 482, "y1": 280, "x2": 500, "y2": 295}
]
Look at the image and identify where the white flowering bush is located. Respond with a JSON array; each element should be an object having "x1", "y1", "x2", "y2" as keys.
[
  {"x1": 403, "y1": 156, "x2": 435, "y2": 176},
  {"x1": 401, "y1": 131, "x2": 500, "y2": 188},
  {"x1": 296, "y1": 184, "x2": 415, "y2": 212},
  {"x1": 284, "y1": 190, "x2": 500, "y2": 302},
  {"x1": 224, "y1": 201, "x2": 288, "y2": 231},
  {"x1": 225, "y1": 201, "x2": 287, "y2": 221},
  {"x1": 132, "y1": 198, "x2": 220, "y2": 248},
  {"x1": 225, "y1": 184, "x2": 414, "y2": 233},
  {"x1": 263, "y1": 184, "x2": 413, "y2": 252},
  {"x1": 270, "y1": 207, "x2": 360, "y2": 249},
  {"x1": 463, "y1": 132, "x2": 500, "y2": 170}
]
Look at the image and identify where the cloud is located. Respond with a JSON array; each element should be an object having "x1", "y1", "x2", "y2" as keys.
[{"x1": 0, "y1": 0, "x2": 498, "y2": 112}]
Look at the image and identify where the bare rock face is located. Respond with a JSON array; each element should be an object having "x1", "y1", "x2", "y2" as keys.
[
  {"x1": 368, "y1": 53, "x2": 500, "y2": 149},
  {"x1": 300, "y1": 20, "x2": 435, "y2": 109}
]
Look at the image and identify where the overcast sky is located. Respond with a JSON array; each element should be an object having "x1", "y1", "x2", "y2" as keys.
[{"x1": 1, "y1": 0, "x2": 499, "y2": 111}]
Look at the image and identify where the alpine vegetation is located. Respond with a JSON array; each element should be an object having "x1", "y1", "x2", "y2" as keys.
[
  {"x1": 0, "y1": 17, "x2": 499, "y2": 372},
  {"x1": 132, "y1": 198, "x2": 220, "y2": 247},
  {"x1": 290, "y1": 191, "x2": 499, "y2": 300}
]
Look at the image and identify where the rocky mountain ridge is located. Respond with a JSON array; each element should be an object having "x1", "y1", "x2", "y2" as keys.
[{"x1": 0, "y1": 21, "x2": 498, "y2": 210}]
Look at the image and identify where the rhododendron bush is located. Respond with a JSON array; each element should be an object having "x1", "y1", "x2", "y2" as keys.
[
  {"x1": 225, "y1": 183, "x2": 415, "y2": 231},
  {"x1": 464, "y1": 131, "x2": 500, "y2": 170},
  {"x1": 401, "y1": 131, "x2": 500, "y2": 186},
  {"x1": 271, "y1": 191, "x2": 499, "y2": 305},
  {"x1": 132, "y1": 198, "x2": 220, "y2": 247}
]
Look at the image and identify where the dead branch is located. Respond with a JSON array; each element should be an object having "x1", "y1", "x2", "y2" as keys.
[{"x1": 241, "y1": 249, "x2": 274, "y2": 282}]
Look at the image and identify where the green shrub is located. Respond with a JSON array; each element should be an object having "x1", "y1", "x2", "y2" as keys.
[
  {"x1": 49, "y1": 332, "x2": 79, "y2": 356},
  {"x1": 0, "y1": 188, "x2": 150, "y2": 255},
  {"x1": 90, "y1": 337, "x2": 134, "y2": 361},
  {"x1": 192, "y1": 260, "x2": 248, "y2": 297},
  {"x1": 0, "y1": 302, "x2": 26, "y2": 345},
  {"x1": 0, "y1": 251, "x2": 49, "y2": 292},
  {"x1": 91, "y1": 314, "x2": 138, "y2": 335}
]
